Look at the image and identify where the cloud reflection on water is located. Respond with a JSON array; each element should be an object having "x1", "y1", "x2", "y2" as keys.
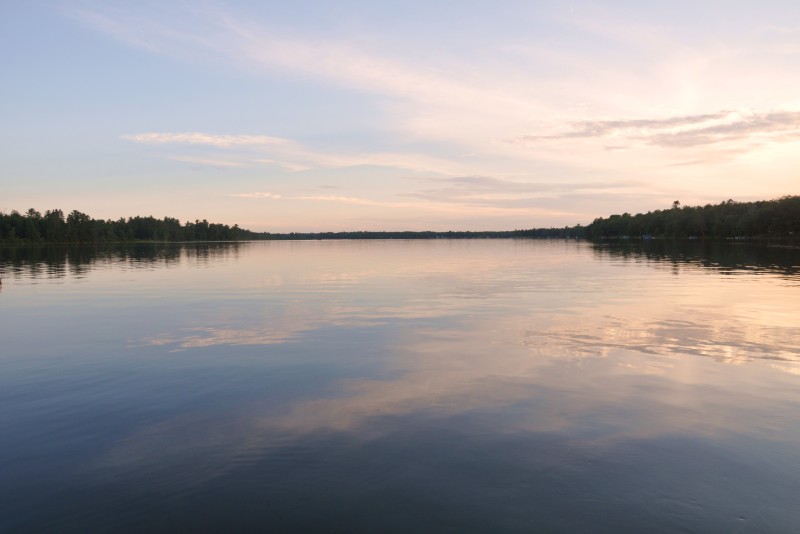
[
  {"x1": 522, "y1": 311, "x2": 800, "y2": 366},
  {"x1": 5, "y1": 241, "x2": 798, "y2": 479},
  {"x1": 93, "y1": 240, "x2": 800, "y2": 489},
  {"x1": 5, "y1": 240, "x2": 799, "y2": 531},
  {"x1": 98, "y1": 317, "x2": 798, "y2": 491}
]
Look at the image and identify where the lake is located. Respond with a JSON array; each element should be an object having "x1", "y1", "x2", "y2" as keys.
[{"x1": 1, "y1": 239, "x2": 799, "y2": 532}]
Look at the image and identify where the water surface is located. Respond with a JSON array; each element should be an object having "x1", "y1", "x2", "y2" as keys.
[{"x1": 2, "y1": 240, "x2": 799, "y2": 532}]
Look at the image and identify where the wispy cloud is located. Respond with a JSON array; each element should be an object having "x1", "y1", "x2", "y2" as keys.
[
  {"x1": 123, "y1": 132, "x2": 289, "y2": 147},
  {"x1": 93, "y1": 3, "x2": 800, "y2": 173},
  {"x1": 230, "y1": 192, "x2": 382, "y2": 206},
  {"x1": 229, "y1": 189, "x2": 579, "y2": 221},
  {"x1": 294, "y1": 195, "x2": 383, "y2": 206},
  {"x1": 76, "y1": 5, "x2": 538, "y2": 112},
  {"x1": 123, "y1": 131, "x2": 470, "y2": 175},
  {"x1": 514, "y1": 110, "x2": 800, "y2": 149},
  {"x1": 229, "y1": 192, "x2": 282, "y2": 199},
  {"x1": 167, "y1": 155, "x2": 245, "y2": 168},
  {"x1": 78, "y1": 4, "x2": 553, "y2": 156},
  {"x1": 73, "y1": 2, "x2": 800, "y2": 227},
  {"x1": 402, "y1": 176, "x2": 647, "y2": 207}
]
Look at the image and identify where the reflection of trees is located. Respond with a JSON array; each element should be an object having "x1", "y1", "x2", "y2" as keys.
[
  {"x1": 592, "y1": 240, "x2": 800, "y2": 278},
  {"x1": 0, "y1": 243, "x2": 244, "y2": 281}
]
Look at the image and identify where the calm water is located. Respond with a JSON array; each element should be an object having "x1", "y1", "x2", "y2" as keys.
[{"x1": 2, "y1": 240, "x2": 799, "y2": 532}]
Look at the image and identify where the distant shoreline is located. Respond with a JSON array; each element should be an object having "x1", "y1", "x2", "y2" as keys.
[
  {"x1": 2, "y1": 235, "x2": 798, "y2": 247},
  {"x1": 1, "y1": 196, "x2": 796, "y2": 244}
]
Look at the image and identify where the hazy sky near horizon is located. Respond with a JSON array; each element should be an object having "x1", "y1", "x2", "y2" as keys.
[{"x1": 2, "y1": 1, "x2": 799, "y2": 231}]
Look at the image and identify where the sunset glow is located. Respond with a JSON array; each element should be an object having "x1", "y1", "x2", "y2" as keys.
[{"x1": 3, "y1": 1, "x2": 799, "y2": 230}]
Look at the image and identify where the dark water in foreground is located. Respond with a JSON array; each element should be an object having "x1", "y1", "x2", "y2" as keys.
[{"x1": 1, "y1": 240, "x2": 799, "y2": 532}]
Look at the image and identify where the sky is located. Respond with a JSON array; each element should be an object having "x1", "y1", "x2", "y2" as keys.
[{"x1": 2, "y1": 1, "x2": 799, "y2": 231}]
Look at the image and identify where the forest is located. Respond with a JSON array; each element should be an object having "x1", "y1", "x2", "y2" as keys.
[
  {"x1": 0, "y1": 196, "x2": 796, "y2": 243},
  {"x1": 583, "y1": 196, "x2": 799, "y2": 239},
  {"x1": 0, "y1": 209, "x2": 249, "y2": 243}
]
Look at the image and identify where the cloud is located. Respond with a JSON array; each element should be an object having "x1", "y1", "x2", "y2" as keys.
[
  {"x1": 542, "y1": 112, "x2": 732, "y2": 139},
  {"x1": 514, "y1": 110, "x2": 800, "y2": 149},
  {"x1": 401, "y1": 175, "x2": 647, "y2": 207},
  {"x1": 78, "y1": 4, "x2": 556, "y2": 157},
  {"x1": 76, "y1": 4, "x2": 538, "y2": 113},
  {"x1": 228, "y1": 189, "x2": 579, "y2": 221},
  {"x1": 79, "y1": 2, "x2": 800, "y2": 225},
  {"x1": 168, "y1": 155, "x2": 245, "y2": 168},
  {"x1": 229, "y1": 192, "x2": 282, "y2": 199},
  {"x1": 122, "y1": 132, "x2": 289, "y2": 147},
  {"x1": 123, "y1": 131, "x2": 470, "y2": 175},
  {"x1": 90, "y1": 2, "x2": 800, "y2": 184},
  {"x1": 253, "y1": 159, "x2": 312, "y2": 172},
  {"x1": 650, "y1": 111, "x2": 800, "y2": 147},
  {"x1": 294, "y1": 195, "x2": 383, "y2": 206}
]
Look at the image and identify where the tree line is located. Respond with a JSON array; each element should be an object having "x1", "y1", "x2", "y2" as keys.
[
  {"x1": 255, "y1": 227, "x2": 582, "y2": 240},
  {"x1": 0, "y1": 208, "x2": 583, "y2": 243},
  {"x1": 584, "y1": 196, "x2": 799, "y2": 239},
  {"x1": 1, "y1": 196, "x2": 796, "y2": 243},
  {"x1": 0, "y1": 209, "x2": 252, "y2": 243}
]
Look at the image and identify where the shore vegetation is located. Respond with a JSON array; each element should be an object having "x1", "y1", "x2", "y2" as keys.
[{"x1": 1, "y1": 196, "x2": 797, "y2": 243}]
